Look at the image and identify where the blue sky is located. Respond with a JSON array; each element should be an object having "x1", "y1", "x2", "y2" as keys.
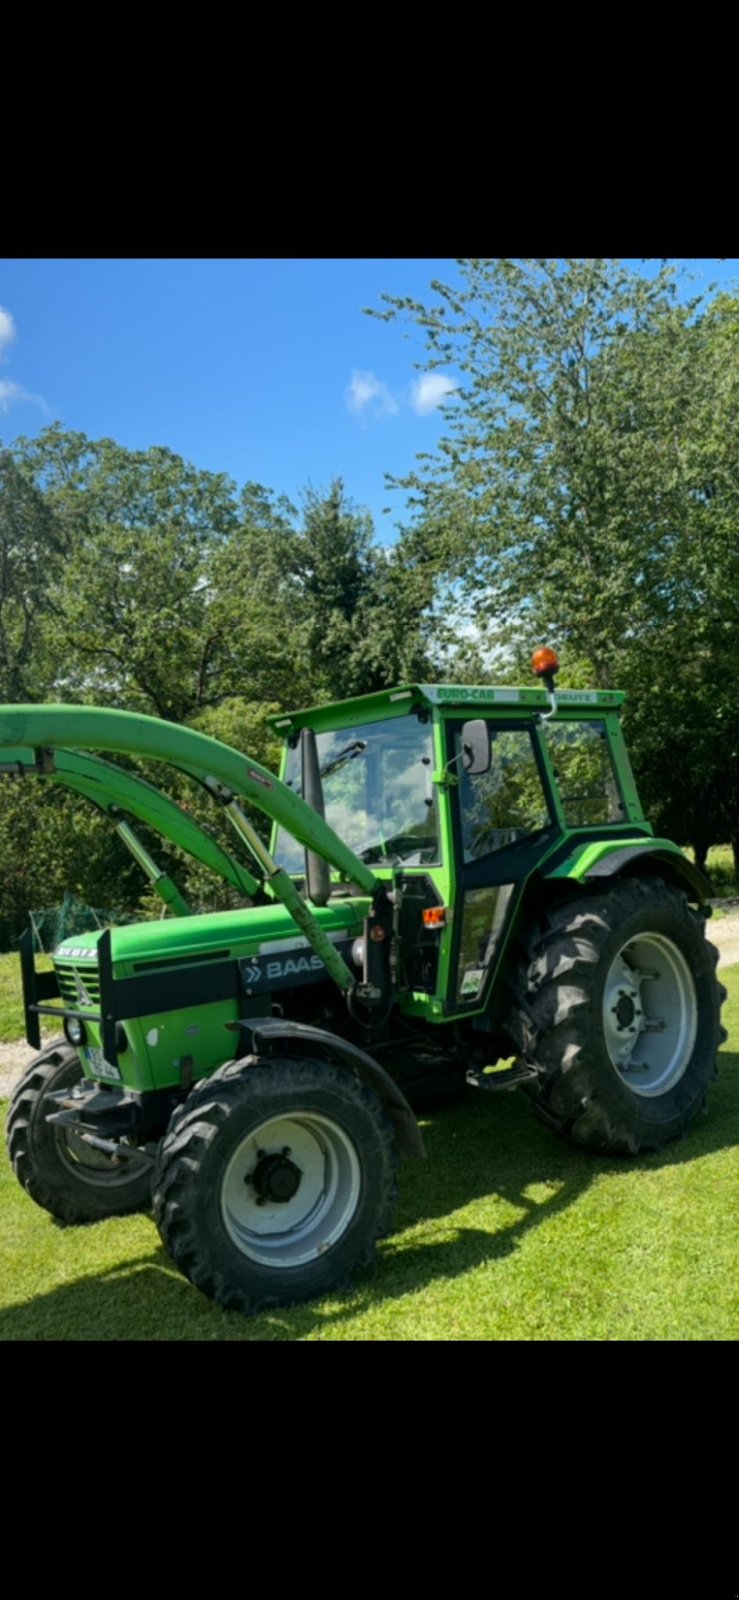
[{"x1": 1, "y1": 258, "x2": 737, "y2": 543}]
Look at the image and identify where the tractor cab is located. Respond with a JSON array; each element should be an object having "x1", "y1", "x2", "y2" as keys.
[{"x1": 268, "y1": 678, "x2": 649, "y2": 1021}]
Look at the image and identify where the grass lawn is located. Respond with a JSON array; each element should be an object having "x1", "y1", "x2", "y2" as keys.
[
  {"x1": 689, "y1": 844, "x2": 738, "y2": 897},
  {"x1": 1, "y1": 967, "x2": 736, "y2": 1342},
  {"x1": 0, "y1": 951, "x2": 53, "y2": 1043}
]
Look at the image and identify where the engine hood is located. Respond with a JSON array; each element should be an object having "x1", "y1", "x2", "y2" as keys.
[{"x1": 54, "y1": 899, "x2": 370, "y2": 970}]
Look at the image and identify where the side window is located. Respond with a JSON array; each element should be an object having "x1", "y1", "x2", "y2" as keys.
[
  {"x1": 543, "y1": 721, "x2": 623, "y2": 826},
  {"x1": 456, "y1": 727, "x2": 550, "y2": 863}
]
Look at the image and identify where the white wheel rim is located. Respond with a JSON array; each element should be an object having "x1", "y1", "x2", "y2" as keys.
[
  {"x1": 602, "y1": 932, "x2": 698, "y2": 1098},
  {"x1": 220, "y1": 1112, "x2": 361, "y2": 1268},
  {"x1": 52, "y1": 1127, "x2": 150, "y2": 1189}
]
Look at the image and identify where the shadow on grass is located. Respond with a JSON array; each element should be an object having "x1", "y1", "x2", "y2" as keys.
[{"x1": 2, "y1": 1050, "x2": 737, "y2": 1341}]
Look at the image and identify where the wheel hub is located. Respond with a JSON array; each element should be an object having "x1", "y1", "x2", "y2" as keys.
[
  {"x1": 602, "y1": 932, "x2": 698, "y2": 1097},
  {"x1": 251, "y1": 1150, "x2": 302, "y2": 1204},
  {"x1": 613, "y1": 992, "x2": 636, "y2": 1030},
  {"x1": 221, "y1": 1112, "x2": 362, "y2": 1269}
]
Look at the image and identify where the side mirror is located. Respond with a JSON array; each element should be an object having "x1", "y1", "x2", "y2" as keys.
[{"x1": 461, "y1": 719, "x2": 491, "y2": 776}]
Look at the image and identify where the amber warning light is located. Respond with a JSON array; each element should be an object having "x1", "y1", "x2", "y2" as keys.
[
  {"x1": 531, "y1": 647, "x2": 560, "y2": 681},
  {"x1": 422, "y1": 907, "x2": 447, "y2": 928}
]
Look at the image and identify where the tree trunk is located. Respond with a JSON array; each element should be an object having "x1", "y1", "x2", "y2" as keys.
[
  {"x1": 693, "y1": 840, "x2": 709, "y2": 874},
  {"x1": 731, "y1": 836, "x2": 739, "y2": 887}
]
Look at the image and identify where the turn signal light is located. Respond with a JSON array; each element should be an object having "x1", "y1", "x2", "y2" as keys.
[
  {"x1": 531, "y1": 647, "x2": 560, "y2": 678},
  {"x1": 422, "y1": 906, "x2": 447, "y2": 928}
]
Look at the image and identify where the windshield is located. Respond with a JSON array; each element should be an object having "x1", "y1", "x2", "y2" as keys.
[{"x1": 276, "y1": 716, "x2": 440, "y2": 872}]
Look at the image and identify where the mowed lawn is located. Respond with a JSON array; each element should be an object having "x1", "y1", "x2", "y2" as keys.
[
  {"x1": 0, "y1": 967, "x2": 737, "y2": 1342},
  {"x1": 0, "y1": 951, "x2": 53, "y2": 1043}
]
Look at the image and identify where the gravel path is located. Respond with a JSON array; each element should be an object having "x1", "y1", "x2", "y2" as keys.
[{"x1": 1, "y1": 909, "x2": 738, "y2": 1102}]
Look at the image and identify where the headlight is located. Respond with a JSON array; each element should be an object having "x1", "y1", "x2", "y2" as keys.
[{"x1": 64, "y1": 1016, "x2": 87, "y2": 1048}]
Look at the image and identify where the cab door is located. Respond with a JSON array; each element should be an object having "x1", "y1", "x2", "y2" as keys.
[{"x1": 444, "y1": 719, "x2": 558, "y2": 1015}]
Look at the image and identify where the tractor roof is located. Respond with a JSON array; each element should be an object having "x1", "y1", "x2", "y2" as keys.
[{"x1": 268, "y1": 683, "x2": 625, "y2": 735}]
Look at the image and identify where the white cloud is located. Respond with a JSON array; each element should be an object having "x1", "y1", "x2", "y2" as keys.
[
  {"x1": 410, "y1": 372, "x2": 458, "y2": 415},
  {"x1": 0, "y1": 306, "x2": 17, "y2": 360},
  {"x1": 0, "y1": 307, "x2": 48, "y2": 414},
  {"x1": 0, "y1": 379, "x2": 26, "y2": 412},
  {"x1": 0, "y1": 380, "x2": 49, "y2": 416},
  {"x1": 346, "y1": 368, "x2": 399, "y2": 418}
]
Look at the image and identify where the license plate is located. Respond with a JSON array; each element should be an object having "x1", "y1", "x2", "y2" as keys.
[{"x1": 82, "y1": 1046, "x2": 121, "y2": 1082}]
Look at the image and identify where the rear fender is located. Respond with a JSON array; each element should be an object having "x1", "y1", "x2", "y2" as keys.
[{"x1": 546, "y1": 838, "x2": 713, "y2": 904}]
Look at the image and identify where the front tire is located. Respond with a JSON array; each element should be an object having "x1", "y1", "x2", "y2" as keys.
[
  {"x1": 505, "y1": 878, "x2": 727, "y2": 1154},
  {"x1": 153, "y1": 1055, "x2": 398, "y2": 1314},
  {"x1": 6, "y1": 1040, "x2": 153, "y2": 1222}
]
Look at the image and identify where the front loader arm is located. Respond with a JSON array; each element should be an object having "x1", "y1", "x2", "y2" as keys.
[
  {"x1": 0, "y1": 706, "x2": 382, "y2": 1000},
  {"x1": 0, "y1": 744, "x2": 260, "y2": 901},
  {"x1": 0, "y1": 706, "x2": 380, "y2": 894}
]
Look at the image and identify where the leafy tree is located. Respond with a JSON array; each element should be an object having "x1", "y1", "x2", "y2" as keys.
[
  {"x1": 373, "y1": 259, "x2": 739, "y2": 859},
  {"x1": 0, "y1": 450, "x2": 67, "y2": 701},
  {"x1": 213, "y1": 479, "x2": 434, "y2": 702},
  {"x1": 11, "y1": 427, "x2": 240, "y2": 719},
  {"x1": 0, "y1": 780, "x2": 140, "y2": 949}
]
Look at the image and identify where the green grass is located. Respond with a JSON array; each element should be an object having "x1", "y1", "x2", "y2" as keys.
[
  {"x1": 686, "y1": 844, "x2": 738, "y2": 897},
  {"x1": 0, "y1": 951, "x2": 53, "y2": 1043},
  {"x1": 1, "y1": 967, "x2": 737, "y2": 1341}
]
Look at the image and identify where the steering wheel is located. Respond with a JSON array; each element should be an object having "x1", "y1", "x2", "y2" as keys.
[
  {"x1": 469, "y1": 824, "x2": 524, "y2": 856},
  {"x1": 355, "y1": 823, "x2": 434, "y2": 863}
]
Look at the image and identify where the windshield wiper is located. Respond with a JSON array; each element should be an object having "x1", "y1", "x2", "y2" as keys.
[{"x1": 320, "y1": 740, "x2": 367, "y2": 780}]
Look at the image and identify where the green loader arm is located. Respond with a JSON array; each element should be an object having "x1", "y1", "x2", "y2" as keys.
[
  {"x1": 0, "y1": 706, "x2": 381, "y2": 995},
  {"x1": 0, "y1": 706, "x2": 379, "y2": 892},
  {"x1": 0, "y1": 745, "x2": 261, "y2": 904}
]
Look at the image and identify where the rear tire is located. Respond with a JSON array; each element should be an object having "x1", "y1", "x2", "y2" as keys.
[
  {"x1": 6, "y1": 1039, "x2": 153, "y2": 1221},
  {"x1": 505, "y1": 878, "x2": 727, "y2": 1154},
  {"x1": 153, "y1": 1055, "x2": 398, "y2": 1314}
]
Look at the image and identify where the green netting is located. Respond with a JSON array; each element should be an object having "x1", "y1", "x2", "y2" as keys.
[{"x1": 28, "y1": 894, "x2": 135, "y2": 954}]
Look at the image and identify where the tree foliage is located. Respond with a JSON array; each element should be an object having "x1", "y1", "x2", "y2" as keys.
[
  {"x1": 0, "y1": 257, "x2": 737, "y2": 950},
  {"x1": 0, "y1": 434, "x2": 434, "y2": 942},
  {"x1": 374, "y1": 259, "x2": 739, "y2": 868}
]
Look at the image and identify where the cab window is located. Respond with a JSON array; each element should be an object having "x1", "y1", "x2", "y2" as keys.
[
  {"x1": 454, "y1": 726, "x2": 550, "y2": 863},
  {"x1": 276, "y1": 716, "x2": 440, "y2": 871},
  {"x1": 543, "y1": 720, "x2": 623, "y2": 826}
]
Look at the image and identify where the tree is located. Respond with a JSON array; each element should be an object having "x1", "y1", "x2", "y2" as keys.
[
  {"x1": 213, "y1": 479, "x2": 435, "y2": 702},
  {"x1": 12, "y1": 427, "x2": 241, "y2": 720},
  {"x1": 0, "y1": 450, "x2": 67, "y2": 701},
  {"x1": 373, "y1": 259, "x2": 739, "y2": 861}
]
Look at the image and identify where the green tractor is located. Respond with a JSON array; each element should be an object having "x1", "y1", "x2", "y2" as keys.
[{"x1": 1, "y1": 653, "x2": 727, "y2": 1314}]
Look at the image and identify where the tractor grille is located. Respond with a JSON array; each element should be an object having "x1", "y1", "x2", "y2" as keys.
[{"x1": 54, "y1": 962, "x2": 101, "y2": 1010}]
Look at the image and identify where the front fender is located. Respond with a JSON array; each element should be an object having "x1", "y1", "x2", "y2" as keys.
[{"x1": 232, "y1": 1017, "x2": 425, "y2": 1158}]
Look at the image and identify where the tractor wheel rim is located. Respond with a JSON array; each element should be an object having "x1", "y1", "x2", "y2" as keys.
[
  {"x1": 602, "y1": 931, "x2": 698, "y2": 1097},
  {"x1": 220, "y1": 1112, "x2": 361, "y2": 1268},
  {"x1": 52, "y1": 1126, "x2": 150, "y2": 1188}
]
